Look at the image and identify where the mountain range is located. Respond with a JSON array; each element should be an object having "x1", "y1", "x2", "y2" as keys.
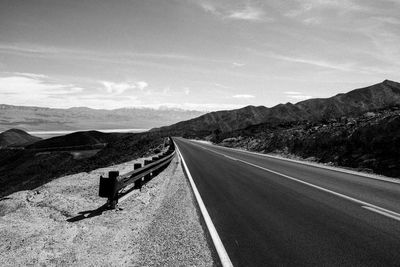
[
  {"x1": 154, "y1": 80, "x2": 400, "y2": 135},
  {"x1": 0, "y1": 105, "x2": 204, "y2": 132}
]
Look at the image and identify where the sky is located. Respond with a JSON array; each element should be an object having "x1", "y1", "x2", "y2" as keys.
[{"x1": 0, "y1": 0, "x2": 400, "y2": 111}]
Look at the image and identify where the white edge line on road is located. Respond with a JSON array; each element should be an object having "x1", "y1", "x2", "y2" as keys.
[
  {"x1": 174, "y1": 141, "x2": 234, "y2": 267},
  {"x1": 362, "y1": 206, "x2": 400, "y2": 222},
  {"x1": 191, "y1": 140, "x2": 400, "y2": 185},
  {"x1": 199, "y1": 145, "x2": 400, "y2": 222}
]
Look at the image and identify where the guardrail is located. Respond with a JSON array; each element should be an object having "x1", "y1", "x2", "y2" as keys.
[{"x1": 98, "y1": 137, "x2": 175, "y2": 209}]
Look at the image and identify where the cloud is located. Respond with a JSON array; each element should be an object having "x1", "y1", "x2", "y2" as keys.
[
  {"x1": 233, "y1": 94, "x2": 255, "y2": 99},
  {"x1": 249, "y1": 49, "x2": 355, "y2": 72},
  {"x1": 162, "y1": 86, "x2": 171, "y2": 95},
  {"x1": 214, "y1": 83, "x2": 232, "y2": 89},
  {"x1": 232, "y1": 62, "x2": 245, "y2": 67},
  {"x1": 228, "y1": 6, "x2": 266, "y2": 21},
  {"x1": 284, "y1": 91, "x2": 313, "y2": 100},
  {"x1": 302, "y1": 17, "x2": 321, "y2": 25},
  {"x1": 183, "y1": 87, "x2": 190, "y2": 95},
  {"x1": 136, "y1": 81, "x2": 149, "y2": 90},
  {"x1": 286, "y1": 0, "x2": 367, "y2": 17},
  {"x1": 0, "y1": 73, "x2": 146, "y2": 109},
  {"x1": 101, "y1": 80, "x2": 148, "y2": 94},
  {"x1": 0, "y1": 43, "x2": 228, "y2": 65},
  {"x1": 0, "y1": 73, "x2": 89, "y2": 106},
  {"x1": 194, "y1": 1, "x2": 270, "y2": 22}
]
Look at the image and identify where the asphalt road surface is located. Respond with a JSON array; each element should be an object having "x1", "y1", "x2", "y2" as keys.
[{"x1": 174, "y1": 138, "x2": 400, "y2": 267}]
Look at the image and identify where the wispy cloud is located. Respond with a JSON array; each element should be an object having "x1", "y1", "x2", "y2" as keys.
[
  {"x1": 233, "y1": 94, "x2": 255, "y2": 99},
  {"x1": 183, "y1": 87, "x2": 190, "y2": 95},
  {"x1": 286, "y1": 0, "x2": 368, "y2": 18},
  {"x1": 0, "y1": 73, "x2": 88, "y2": 107},
  {"x1": 232, "y1": 62, "x2": 245, "y2": 67},
  {"x1": 214, "y1": 83, "x2": 232, "y2": 89},
  {"x1": 195, "y1": 1, "x2": 270, "y2": 22},
  {"x1": 284, "y1": 91, "x2": 313, "y2": 100},
  {"x1": 101, "y1": 80, "x2": 148, "y2": 95},
  {"x1": 248, "y1": 48, "x2": 356, "y2": 72},
  {"x1": 228, "y1": 5, "x2": 266, "y2": 21},
  {"x1": 0, "y1": 43, "x2": 228, "y2": 65}
]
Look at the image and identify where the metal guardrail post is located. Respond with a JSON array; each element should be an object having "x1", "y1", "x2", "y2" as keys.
[
  {"x1": 133, "y1": 163, "x2": 142, "y2": 190},
  {"x1": 144, "y1": 159, "x2": 152, "y2": 182},
  {"x1": 108, "y1": 171, "x2": 119, "y2": 209}
]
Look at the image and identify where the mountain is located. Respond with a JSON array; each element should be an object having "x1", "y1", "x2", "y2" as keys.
[
  {"x1": 0, "y1": 105, "x2": 204, "y2": 132},
  {"x1": 154, "y1": 80, "x2": 400, "y2": 135},
  {"x1": 0, "y1": 129, "x2": 41, "y2": 148}
]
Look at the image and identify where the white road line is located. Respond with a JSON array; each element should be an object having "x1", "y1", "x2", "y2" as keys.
[
  {"x1": 198, "y1": 144, "x2": 400, "y2": 223},
  {"x1": 191, "y1": 139, "x2": 400, "y2": 185},
  {"x1": 174, "y1": 141, "x2": 233, "y2": 267},
  {"x1": 362, "y1": 206, "x2": 400, "y2": 222}
]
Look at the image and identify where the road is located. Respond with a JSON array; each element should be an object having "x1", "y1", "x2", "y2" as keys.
[{"x1": 174, "y1": 138, "x2": 400, "y2": 267}]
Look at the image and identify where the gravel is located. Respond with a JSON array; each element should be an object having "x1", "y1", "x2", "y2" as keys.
[{"x1": 0, "y1": 154, "x2": 216, "y2": 266}]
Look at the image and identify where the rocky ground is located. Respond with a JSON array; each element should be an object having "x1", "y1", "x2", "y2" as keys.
[{"x1": 0, "y1": 153, "x2": 216, "y2": 266}]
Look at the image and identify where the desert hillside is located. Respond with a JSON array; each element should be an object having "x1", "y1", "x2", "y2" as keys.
[{"x1": 216, "y1": 106, "x2": 400, "y2": 178}]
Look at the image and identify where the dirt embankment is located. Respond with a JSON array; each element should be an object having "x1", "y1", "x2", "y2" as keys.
[{"x1": 0, "y1": 154, "x2": 216, "y2": 266}]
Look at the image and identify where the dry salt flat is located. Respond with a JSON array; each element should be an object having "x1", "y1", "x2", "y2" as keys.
[{"x1": 0, "y1": 154, "x2": 217, "y2": 266}]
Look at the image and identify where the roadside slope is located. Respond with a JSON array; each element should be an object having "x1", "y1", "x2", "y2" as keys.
[{"x1": 0, "y1": 154, "x2": 215, "y2": 266}]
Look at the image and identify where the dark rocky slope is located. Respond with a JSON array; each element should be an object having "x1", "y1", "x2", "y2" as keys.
[
  {"x1": 0, "y1": 132, "x2": 165, "y2": 197},
  {"x1": 215, "y1": 106, "x2": 400, "y2": 178}
]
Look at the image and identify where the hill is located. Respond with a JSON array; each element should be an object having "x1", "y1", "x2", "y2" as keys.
[
  {"x1": 0, "y1": 129, "x2": 41, "y2": 148},
  {"x1": 0, "y1": 105, "x2": 204, "y2": 132},
  {"x1": 26, "y1": 130, "x2": 116, "y2": 150},
  {"x1": 154, "y1": 80, "x2": 400, "y2": 136},
  {"x1": 0, "y1": 132, "x2": 165, "y2": 197}
]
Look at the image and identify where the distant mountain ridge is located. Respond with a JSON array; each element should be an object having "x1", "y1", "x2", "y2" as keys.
[
  {"x1": 0, "y1": 105, "x2": 204, "y2": 132},
  {"x1": 154, "y1": 80, "x2": 400, "y2": 135},
  {"x1": 0, "y1": 129, "x2": 41, "y2": 148}
]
